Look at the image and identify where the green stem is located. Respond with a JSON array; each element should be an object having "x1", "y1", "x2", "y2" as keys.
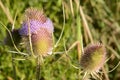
[
  {"x1": 77, "y1": 15, "x2": 83, "y2": 60},
  {"x1": 36, "y1": 56, "x2": 41, "y2": 80},
  {"x1": 76, "y1": 3, "x2": 83, "y2": 62},
  {"x1": 76, "y1": 1, "x2": 83, "y2": 80},
  {"x1": 11, "y1": 53, "x2": 17, "y2": 80}
]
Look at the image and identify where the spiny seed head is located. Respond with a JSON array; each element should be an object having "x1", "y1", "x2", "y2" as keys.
[
  {"x1": 19, "y1": 8, "x2": 53, "y2": 36},
  {"x1": 80, "y1": 43, "x2": 106, "y2": 72},
  {"x1": 25, "y1": 8, "x2": 46, "y2": 23},
  {"x1": 19, "y1": 8, "x2": 54, "y2": 56}
]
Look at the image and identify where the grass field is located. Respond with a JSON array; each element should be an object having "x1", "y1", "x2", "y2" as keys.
[{"x1": 0, "y1": 0, "x2": 120, "y2": 80}]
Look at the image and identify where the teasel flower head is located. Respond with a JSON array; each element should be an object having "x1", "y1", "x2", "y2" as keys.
[
  {"x1": 80, "y1": 43, "x2": 106, "y2": 73},
  {"x1": 19, "y1": 8, "x2": 54, "y2": 57}
]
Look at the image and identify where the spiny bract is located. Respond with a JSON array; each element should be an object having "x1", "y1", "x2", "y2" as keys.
[{"x1": 80, "y1": 43, "x2": 106, "y2": 73}]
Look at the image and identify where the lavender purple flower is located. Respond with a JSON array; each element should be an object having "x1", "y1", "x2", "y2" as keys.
[{"x1": 19, "y1": 8, "x2": 54, "y2": 56}]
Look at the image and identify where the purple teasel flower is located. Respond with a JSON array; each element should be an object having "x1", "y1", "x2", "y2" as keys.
[{"x1": 19, "y1": 8, "x2": 54, "y2": 56}]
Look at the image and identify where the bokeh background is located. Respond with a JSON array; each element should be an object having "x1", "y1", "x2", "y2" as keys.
[{"x1": 0, "y1": 0, "x2": 120, "y2": 80}]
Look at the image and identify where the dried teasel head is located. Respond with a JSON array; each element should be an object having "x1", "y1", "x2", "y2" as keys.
[
  {"x1": 80, "y1": 43, "x2": 106, "y2": 73},
  {"x1": 19, "y1": 8, "x2": 54, "y2": 57}
]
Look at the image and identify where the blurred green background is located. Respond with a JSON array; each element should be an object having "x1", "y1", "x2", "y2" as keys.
[{"x1": 0, "y1": 0, "x2": 120, "y2": 80}]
